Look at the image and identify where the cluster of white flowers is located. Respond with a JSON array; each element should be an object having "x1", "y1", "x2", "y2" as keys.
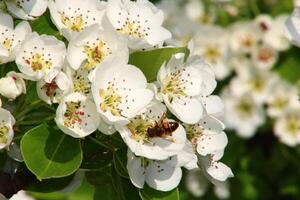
[
  {"x1": 159, "y1": 0, "x2": 300, "y2": 149},
  {"x1": 0, "y1": 0, "x2": 233, "y2": 193},
  {"x1": 157, "y1": 0, "x2": 299, "y2": 197}
]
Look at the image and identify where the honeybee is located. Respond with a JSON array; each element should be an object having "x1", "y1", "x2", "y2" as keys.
[{"x1": 147, "y1": 113, "x2": 179, "y2": 138}]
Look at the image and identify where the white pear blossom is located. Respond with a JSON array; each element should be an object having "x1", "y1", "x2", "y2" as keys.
[
  {"x1": 64, "y1": 63, "x2": 92, "y2": 98},
  {"x1": 0, "y1": 71, "x2": 26, "y2": 100},
  {"x1": 190, "y1": 25, "x2": 231, "y2": 80},
  {"x1": 214, "y1": 181, "x2": 230, "y2": 199},
  {"x1": 198, "y1": 154, "x2": 233, "y2": 183},
  {"x1": 157, "y1": 53, "x2": 216, "y2": 124},
  {"x1": 16, "y1": 33, "x2": 67, "y2": 83},
  {"x1": 37, "y1": 71, "x2": 71, "y2": 104},
  {"x1": 10, "y1": 190, "x2": 35, "y2": 200},
  {"x1": 274, "y1": 107, "x2": 300, "y2": 147},
  {"x1": 229, "y1": 22, "x2": 260, "y2": 53},
  {"x1": 67, "y1": 23, "x2": 128, "y2": 75},
  {"x1": 55, "y1": 92, "x2": 100, "y2": 138},
  {"x1": 157, "y1": 0, "x2": 198, "y2": 46},
  {"x1": 91, "y1": 56, "x2": 153, "y2": 126},
  {"x1": 106, "y1": 0, "x2": 172, "y2": 50},
  {"x1": 255, "y1": 14, "x2": 273, "y2": 34},
  {"x1": 5, "y1": 0, "x2": 47, "y2": 20},
  {"x1": 264, "y1": 15, "x2": 290, "y2": 51},
  {"x1": 186, "y1": 169, "x2": 209, "y2": 197},
  {"x1": 184, "y1": 0, "x2": 204, "y2": 22},
  {"x1": 200, "y1": 95, "x2": 224, "y2": 117},
  {"x1": 186, "y1": 169, "x2": 230, "y2": 199},
  {"x1": 184, "y1": 114, "x2": 228, "y2": 158},
  {"x1": 127, "y1": 150, "x2": 182, "y2": 192},
  {"x1": 48, "y1": 0, "x2": 106, "y2": 40},
  {"x1": 251, "y1": 44, "x2": 278, "y2": 70},
  {"x1": 115, "y1": 100, "x2": 187, "y2": 160},
  {"x1": 266, "y1": 79, "x2": 299, "y2": 118},
  {"x1": 184, "y1": 0, "x2": 215, "y2": 24},
  {"x1": 229, "y1": 69, "x2": 276, "y2": 104},
  {"x1": 0, "y1": 108, "x2": 15, "y2": 150},
  {"x1": 223, "y1": 92, "x2": 265, "y2": 138},
  {"x1": 0, "y1": 12, "x2": 31, "y2": 64}
]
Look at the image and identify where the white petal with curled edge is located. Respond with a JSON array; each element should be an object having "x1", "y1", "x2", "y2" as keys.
[
  {"x1": 127, "y1": 150, "x2": 146, "y2": 189},
  {"x1": 164, "y1": 96, "x2": 203, "y2": 124},
  {"x1": 207, "y1": 161, "x2": 234, "y2": 182},
  {"x1": 197, "y1": 132, "x2": 228, "y2": 156},
  {"x1": 146, "y1": 161, "x2": 182, "y2": 191}
]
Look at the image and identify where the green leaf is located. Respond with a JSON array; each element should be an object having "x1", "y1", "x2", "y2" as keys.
[
  {"x1": 81, "y1": 138, "x2": 113, "y2": 170},
  {"x1": 277, "y1": 57, "x2": 300, "y2": 83},
  {"x1": 94, "y1": 183, "x2": 120, "y2": 200},
  {"x1": 27, "y1": 175, "x2": 75, "y2": 193},
  {"x1": 139, "y1": 186, "x2": 180, "y2": 200},
  {"x1": 30, "y1": 10, "x2": 62, "y2": 39},
  {"x1": 86, "y1": 165, "x2": 121, "y2": 200},
  {"x1": 29, "y1": 177, "x2": 94, "y2": 200},
  {"x1": 113, "y1": 148, "x2": 129, "y2": 179},
  {"x1": 21, "y1": 123, "x2": 82, "y2": 180},
  {"x1": 129, "y1": 47, "x2": 189, "y2": 82}
]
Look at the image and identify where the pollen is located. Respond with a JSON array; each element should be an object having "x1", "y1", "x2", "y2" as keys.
[
  {"x1": 64, "y1": 101, "x2": 84, "y2": 128},
  {"x1": 83, "y1": 41, "x2": 112, "y2": 71},
  {"x1": 42, "y1": 80, "x2": 59, "y2": 101},
  {"x1": 127, "y1": 118, "x2": 152, "y2": 143},
  {"x1": 25, "y1": 53, "x2": 52, "y2": 72},
  {"x1": 99, "y1": 86, "x2": 122, "y2": 116},
  {"x1": 2, "y1": 38, "x2": 13, "y2": 51},
  {"x1": 162, "y1": 69, "x2": 188, "y2": 102},
  {"x1": 73, "y1": 72, "x2": 91, "y2": 96},
  {"x1": 60, "y1": 14, "x2": 85, "y2": 32},
  {"x1": 116, "y1": 14, "x2": 150, "y2": 39},
  {"x1": 0, "y1": 125, "x2": 9, "y2": 145}
]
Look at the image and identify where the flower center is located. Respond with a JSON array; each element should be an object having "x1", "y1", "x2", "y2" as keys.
[
  {"x1": 42, "y1": 81, "x2": 59, "y2": 100},
  {"x1": 162, "y1": 69, "x2": 188, "y2": 102},
  {"x1": 257, "y1": 48, "x2": 273, "y2": 63},
  {"x1": 117, "y1": 17, "x2": 148, "y2": 39},
  {"x1": 285, "y1": 117, "x2": 300, "y2": 135},
  {"x1": 26, "y1": 53, "x2": 52, "y2": 72},
  {"x1": 236, "y1": 99, "x2": 254, "y2": 118},
  {"x1": 249, "y1": 77, "x2": 265, "y2": 92},
  {"x1": 73, "y1": 71, "x2": 91, "y2": 96},
  {"x1": 271, "y1": 97, "x2": 288, "y2": 110},
  {"x1": 83, "y1": 41, "x2": 111, "y2": 71},
  {"x1": 204, "y1": 45, "x2": 221, "y2": 63},
  {"x1": 0, "y1": 125, "x2": 9, "y2": 145},
  {"x1": 127, "y1": 118, "x2": 153, "y2": 143},
  {"x1": 240, "y1": 36, "x2": 255, "y2": 48},
  {"x1": 64, "y1": 102, "x2": 84, "y2": 128},
  {"x1": 60, "y1": 14, "x2": 85, "y2": 32},
  {"x1": 2, "y1": 38, "x2": 12, "y2": 51},
  {"x1": 99, "y1": 87, "x2": 122, "y2": 116}
]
